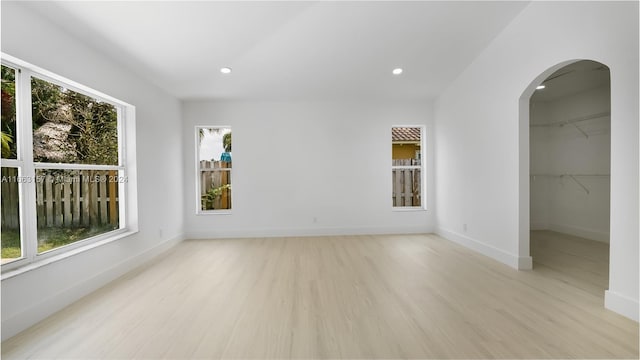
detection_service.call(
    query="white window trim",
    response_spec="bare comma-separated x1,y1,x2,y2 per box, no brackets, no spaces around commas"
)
0,53,138,274
391,125,427,211
195,126,232,215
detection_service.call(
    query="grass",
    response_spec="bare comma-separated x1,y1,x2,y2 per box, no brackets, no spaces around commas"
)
1,225,117,260
1,231,21,259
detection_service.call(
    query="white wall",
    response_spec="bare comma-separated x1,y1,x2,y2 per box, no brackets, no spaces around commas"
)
529,102,552,230
434,1,638,320
1,2,184,340
531,86,611,242
182,101,435,238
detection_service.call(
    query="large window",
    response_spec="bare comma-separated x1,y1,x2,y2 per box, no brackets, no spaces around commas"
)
1,55,133,270
391,126,424,209
196,127,232,213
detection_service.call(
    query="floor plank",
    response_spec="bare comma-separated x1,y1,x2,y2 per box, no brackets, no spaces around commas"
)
2,232,638,359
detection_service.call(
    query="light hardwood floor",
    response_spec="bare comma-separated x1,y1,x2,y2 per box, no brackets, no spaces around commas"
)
2,232,638,359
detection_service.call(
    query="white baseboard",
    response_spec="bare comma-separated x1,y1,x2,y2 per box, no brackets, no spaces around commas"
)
185,225,433,240
1,233,185,341
518,255,533,270
548,223,609,243
436,227,528,270
530,222,548,231
605,290,639,322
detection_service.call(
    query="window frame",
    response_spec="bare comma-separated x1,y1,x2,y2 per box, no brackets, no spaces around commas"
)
1,53,137,274
194,126,233,215
391,125,426,211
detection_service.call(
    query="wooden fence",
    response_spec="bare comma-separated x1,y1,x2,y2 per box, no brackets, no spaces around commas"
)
1,168,20,229
200,160,231,210
392,159,421,207
1,168,119,229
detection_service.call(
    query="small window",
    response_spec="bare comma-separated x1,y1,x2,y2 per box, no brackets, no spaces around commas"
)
392,126,424,209
196,127,232,213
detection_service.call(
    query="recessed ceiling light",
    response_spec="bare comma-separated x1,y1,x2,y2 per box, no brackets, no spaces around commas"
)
220,67,232,74
536,85,545,90
392,68,403,75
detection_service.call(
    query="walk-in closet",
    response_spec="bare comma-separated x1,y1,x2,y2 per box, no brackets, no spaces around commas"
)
529,60,611,294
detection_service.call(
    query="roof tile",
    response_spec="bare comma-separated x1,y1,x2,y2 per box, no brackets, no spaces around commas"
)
392,127,421,142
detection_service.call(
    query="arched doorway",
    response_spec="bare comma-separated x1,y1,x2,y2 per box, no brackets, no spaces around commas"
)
519,60,611,296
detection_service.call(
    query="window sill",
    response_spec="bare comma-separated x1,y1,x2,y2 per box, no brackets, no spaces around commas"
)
392,207,427,212
1,229,138,281
196,210,232,216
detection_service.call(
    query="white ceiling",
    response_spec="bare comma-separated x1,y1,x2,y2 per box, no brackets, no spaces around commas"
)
28,1,530,101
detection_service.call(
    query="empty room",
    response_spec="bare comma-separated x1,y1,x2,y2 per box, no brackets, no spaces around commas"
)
1,1,638,359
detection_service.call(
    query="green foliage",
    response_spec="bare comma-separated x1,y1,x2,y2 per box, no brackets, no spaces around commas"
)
198,128,208,142
37,225,117,251
1,70,120,260
30,77,118,165
1,65,17,158
31,77,62,128
64,90,118,165
1,132,12,158
223,132,232,152
0,230,20,259
1,225,118,260
201,184,231,210
199,128,232,153
0,74,119,164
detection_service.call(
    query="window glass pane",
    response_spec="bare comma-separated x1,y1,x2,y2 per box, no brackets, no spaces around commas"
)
32,77,118,165
1,167,21,263
199,128,232,167
35,169,120,253
198,127,232,211
391,127,421,163
200,170,232,211
392,168,421,207
392,127,422,207
1,65,17,159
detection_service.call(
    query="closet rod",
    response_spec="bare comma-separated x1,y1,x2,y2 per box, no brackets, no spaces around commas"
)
530,111,610,128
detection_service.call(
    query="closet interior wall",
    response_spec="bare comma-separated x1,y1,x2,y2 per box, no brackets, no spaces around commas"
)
530,85,611,243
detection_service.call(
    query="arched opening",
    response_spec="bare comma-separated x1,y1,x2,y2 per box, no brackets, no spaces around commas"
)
520,60,611,297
